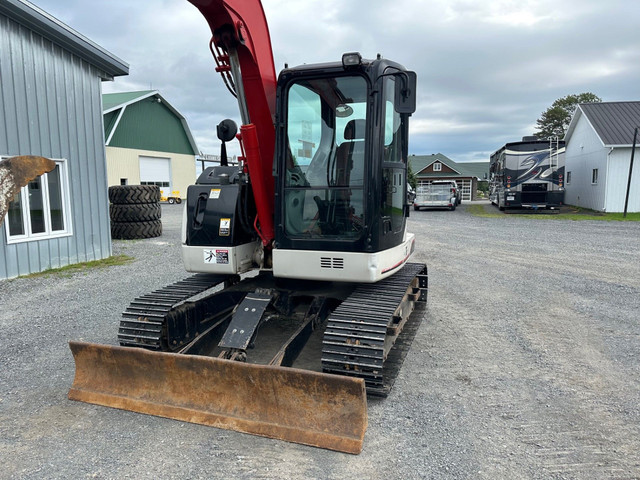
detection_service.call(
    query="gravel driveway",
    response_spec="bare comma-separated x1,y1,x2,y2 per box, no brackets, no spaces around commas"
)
1,202,639,479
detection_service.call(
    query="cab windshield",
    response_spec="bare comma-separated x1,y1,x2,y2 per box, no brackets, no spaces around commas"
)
283,75,367,239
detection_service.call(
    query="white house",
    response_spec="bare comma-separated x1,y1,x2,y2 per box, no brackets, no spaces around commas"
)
564,102,640,212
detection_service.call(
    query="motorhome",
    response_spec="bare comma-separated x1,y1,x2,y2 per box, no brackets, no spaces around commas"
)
489,137,565,211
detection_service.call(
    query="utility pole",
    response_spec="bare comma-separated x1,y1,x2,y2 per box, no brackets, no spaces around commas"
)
623,127,638,218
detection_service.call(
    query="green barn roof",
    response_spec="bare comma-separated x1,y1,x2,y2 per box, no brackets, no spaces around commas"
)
103,90,198,155
103,90,154,111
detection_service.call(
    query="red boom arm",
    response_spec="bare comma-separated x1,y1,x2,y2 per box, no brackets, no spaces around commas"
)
188,0,277,245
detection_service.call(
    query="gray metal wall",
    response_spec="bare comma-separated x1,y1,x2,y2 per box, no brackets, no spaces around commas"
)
0,14,112,279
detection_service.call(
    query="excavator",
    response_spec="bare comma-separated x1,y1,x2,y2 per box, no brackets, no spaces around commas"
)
68,0,427,454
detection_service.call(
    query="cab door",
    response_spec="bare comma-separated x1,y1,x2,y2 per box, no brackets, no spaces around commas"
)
378,75,409,250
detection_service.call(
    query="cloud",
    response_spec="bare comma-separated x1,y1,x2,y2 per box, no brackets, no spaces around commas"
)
30,0,640,162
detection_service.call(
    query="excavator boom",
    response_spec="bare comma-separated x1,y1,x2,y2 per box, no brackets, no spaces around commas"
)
189,0,277,243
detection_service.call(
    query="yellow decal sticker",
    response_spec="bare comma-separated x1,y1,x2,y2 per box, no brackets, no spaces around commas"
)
219,218,231,236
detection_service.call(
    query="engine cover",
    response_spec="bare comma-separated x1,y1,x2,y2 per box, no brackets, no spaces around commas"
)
185,183,254,248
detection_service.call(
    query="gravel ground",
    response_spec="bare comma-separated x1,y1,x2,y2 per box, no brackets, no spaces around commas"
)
1,202,639,479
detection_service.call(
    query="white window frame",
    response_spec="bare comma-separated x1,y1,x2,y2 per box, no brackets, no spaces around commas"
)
591,168,598,185
3,157,73,244
433,162,442,172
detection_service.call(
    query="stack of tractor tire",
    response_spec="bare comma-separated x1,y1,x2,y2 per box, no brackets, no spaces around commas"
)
108,185,162,240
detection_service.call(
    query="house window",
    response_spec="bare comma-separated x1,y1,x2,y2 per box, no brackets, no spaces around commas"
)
433,162,442,172
566,171,571,184
120,178,128,185
3,157,73,244
592,168,598,184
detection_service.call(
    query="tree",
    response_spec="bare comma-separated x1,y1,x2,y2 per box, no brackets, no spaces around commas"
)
534,92,602,139
407,160,417,189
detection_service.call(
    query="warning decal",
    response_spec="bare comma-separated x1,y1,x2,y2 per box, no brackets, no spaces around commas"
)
204,249,230,264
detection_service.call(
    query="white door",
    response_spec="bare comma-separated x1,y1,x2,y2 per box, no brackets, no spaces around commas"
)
460,179,472,201
139,156,171,198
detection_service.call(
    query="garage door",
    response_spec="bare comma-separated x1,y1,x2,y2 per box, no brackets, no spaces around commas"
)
460,179,472,201
140,156,171,198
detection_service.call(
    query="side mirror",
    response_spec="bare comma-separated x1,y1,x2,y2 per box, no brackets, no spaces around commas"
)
395,71,417,114
217,119,238,142
216,119,238,167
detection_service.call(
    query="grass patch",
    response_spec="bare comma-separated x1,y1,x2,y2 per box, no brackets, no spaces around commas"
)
25,254,135,278
578,212,640,221
466,204,503,218
468,204,640,221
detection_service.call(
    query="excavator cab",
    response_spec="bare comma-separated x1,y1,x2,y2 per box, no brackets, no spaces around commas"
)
181,53,417,283
273,54,417,282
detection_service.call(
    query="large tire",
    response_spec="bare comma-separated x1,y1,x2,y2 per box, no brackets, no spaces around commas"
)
110,203,161,222
109,185,160,204
111,219,162,240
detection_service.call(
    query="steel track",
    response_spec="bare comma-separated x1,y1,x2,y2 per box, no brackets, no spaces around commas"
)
118,273,230,349
321,262,428,396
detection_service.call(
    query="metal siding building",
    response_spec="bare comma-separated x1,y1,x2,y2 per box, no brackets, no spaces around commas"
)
564,102,640,212
106,93,195,154
103,90,198,200
0,0,128,280
104,146,197,199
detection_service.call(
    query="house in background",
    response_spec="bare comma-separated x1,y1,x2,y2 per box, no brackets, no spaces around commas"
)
103,90,198,200
0,0,128,280
564,101,640,212
409,154,489,201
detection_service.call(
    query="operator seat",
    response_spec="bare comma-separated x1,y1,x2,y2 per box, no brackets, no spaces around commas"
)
313,119,366,235
335,119,365,186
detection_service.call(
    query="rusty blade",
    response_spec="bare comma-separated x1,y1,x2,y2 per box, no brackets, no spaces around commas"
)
0,155,56,224
68,341,368,454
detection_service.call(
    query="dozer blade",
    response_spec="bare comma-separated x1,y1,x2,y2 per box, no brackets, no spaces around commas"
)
68,341,368,454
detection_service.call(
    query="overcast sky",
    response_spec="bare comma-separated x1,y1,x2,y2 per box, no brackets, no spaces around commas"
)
31,0,640,162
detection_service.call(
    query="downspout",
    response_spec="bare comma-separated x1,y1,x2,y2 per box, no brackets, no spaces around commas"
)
604,147,613,212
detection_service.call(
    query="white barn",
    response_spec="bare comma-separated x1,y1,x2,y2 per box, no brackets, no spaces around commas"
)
564,102,640,212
